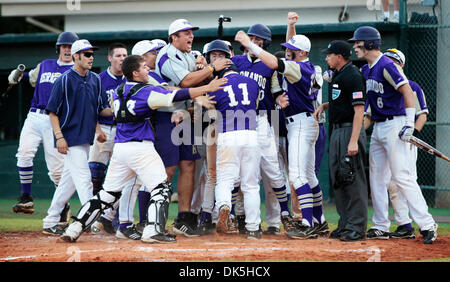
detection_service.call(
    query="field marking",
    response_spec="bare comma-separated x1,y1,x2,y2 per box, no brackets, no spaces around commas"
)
0,247,120,262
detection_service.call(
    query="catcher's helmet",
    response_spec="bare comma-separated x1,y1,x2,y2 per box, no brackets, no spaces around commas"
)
247,24,271,49
56,32,79,53
348,26,381,50
206,40,231,63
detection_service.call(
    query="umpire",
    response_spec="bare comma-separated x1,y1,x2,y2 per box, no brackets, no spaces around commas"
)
314,40,368,241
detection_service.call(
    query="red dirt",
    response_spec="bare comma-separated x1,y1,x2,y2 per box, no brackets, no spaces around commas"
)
1,231,449,262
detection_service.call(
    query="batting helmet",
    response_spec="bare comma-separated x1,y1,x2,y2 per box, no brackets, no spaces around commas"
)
348,26,381,50
247,24,272,49
205,40,231,63
384,48,406,65
56,32,79,53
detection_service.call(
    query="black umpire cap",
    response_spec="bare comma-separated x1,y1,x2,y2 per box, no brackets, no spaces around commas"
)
322,40,352,58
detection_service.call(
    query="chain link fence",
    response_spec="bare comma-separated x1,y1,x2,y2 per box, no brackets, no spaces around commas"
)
402,0,450,208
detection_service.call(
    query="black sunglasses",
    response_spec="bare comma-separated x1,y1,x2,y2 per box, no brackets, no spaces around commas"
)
81,52,94,58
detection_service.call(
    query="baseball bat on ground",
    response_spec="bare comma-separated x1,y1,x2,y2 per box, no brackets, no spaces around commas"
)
409,135,450,162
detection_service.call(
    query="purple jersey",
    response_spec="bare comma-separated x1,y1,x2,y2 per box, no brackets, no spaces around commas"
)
209,72,259,133
232,55,280,113
409,80,428,115
279,59,316,117
112,82,176,143
27,59,73,109
360,55,409,121
98,68,126,125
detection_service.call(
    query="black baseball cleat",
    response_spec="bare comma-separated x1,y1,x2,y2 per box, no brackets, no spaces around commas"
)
236,215,246,234
286,224,318,239
142,233,177,244
43,224,66,236
198,218,216,235
262,226,281,235
91,216,116,235
13,193,34,214
366,228,390,240
312,221,330,236
246,228,262,240
173,218,201,237
340,230,365,242
420,224,438,244
390,224,416,239
116,224,142,240
281,214,297,233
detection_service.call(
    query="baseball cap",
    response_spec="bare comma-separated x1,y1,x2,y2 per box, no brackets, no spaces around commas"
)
384,48,405,64
168,19,199,36
151,39,167,49
322,40,352,58
131,40,161,56
71,39,98,55
281,35,311,52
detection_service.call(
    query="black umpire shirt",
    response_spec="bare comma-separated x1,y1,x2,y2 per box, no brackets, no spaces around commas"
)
328,61,366,125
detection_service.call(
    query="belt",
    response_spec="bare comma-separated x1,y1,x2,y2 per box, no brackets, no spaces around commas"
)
332,122,353,130
375,115,394,123
285,112,311,124
130,139,142,142
30,108,48,115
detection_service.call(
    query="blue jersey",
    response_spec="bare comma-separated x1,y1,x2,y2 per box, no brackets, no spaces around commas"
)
232,54,281,116
360,55,408,121
98,68,126,125
22,59,73,110
279,59,316,117
46,68,109,147
112,82,178,143
209,72,259,133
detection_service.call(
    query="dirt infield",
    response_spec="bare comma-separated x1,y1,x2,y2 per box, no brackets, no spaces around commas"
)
0,231,449,262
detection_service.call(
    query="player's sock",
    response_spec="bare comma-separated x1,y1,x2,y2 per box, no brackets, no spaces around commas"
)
119,222,132,230
18,166,33,196
311,184,325,224
273,185,290,216
200,211,212,223
295,184,313,227
383,11,390,20
393,10,399,18
138,191,151,223
231,186,239,217
403,223,413,230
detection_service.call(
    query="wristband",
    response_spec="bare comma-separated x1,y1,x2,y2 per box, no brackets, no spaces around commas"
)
54,130,62,135
405,108,415,127
208,64,215,73
248,42,263,56
56,136,64,140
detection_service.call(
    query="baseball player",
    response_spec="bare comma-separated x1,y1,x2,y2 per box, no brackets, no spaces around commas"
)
235,29,327,239
42,39,112,236
365,48,429,240
155,19,232,237
10,32,78,223
285,12,327,229
349,26,437,244
129,39,170,233
89,42,139,237
59,55,226,243
232,24,296,235
207,62,262,239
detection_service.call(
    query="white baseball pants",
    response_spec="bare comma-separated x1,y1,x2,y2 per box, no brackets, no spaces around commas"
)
43,144,93,228
369,116,435,232
16,111,64,185
215,130,261,231
286,112,319,189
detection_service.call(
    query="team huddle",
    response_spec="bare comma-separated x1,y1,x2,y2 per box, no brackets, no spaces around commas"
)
8,12,437,245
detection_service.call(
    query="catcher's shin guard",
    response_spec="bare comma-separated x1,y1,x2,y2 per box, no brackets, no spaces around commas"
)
72,190,121,231
147,181,172,234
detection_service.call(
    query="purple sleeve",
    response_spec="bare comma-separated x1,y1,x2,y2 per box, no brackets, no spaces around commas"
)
172,88,191,101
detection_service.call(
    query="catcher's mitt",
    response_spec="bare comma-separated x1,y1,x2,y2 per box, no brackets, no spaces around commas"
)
335,155,356,189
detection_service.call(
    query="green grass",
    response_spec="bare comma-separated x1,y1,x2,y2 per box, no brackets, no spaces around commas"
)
0,198,449,234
